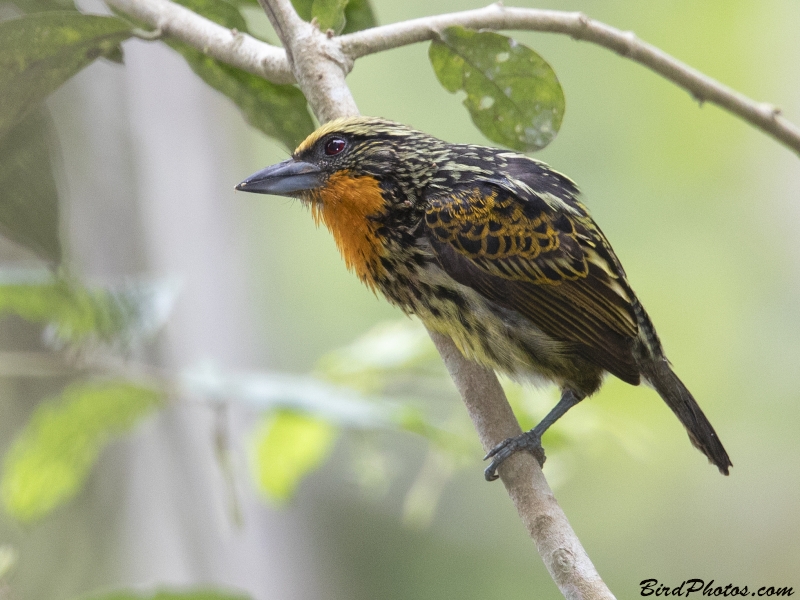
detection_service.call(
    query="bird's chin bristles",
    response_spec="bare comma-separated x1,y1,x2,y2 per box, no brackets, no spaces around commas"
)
291,191,325,227
308,197,323,228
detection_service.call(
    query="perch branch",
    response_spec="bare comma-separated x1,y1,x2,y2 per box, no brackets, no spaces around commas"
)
429,332,615,599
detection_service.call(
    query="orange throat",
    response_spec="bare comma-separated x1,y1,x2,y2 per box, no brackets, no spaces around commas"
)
308,171,387,289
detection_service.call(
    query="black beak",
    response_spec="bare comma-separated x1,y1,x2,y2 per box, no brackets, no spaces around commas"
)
235,158,324,196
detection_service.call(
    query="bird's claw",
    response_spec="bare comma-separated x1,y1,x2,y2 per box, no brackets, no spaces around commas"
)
483,430,546,481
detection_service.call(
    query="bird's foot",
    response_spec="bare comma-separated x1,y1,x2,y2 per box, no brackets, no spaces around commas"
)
483,430,546,481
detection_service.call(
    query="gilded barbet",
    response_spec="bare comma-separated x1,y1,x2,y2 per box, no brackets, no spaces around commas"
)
236,117,732,480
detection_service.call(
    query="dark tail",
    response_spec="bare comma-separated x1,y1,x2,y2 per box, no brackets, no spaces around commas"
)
640,357,732,475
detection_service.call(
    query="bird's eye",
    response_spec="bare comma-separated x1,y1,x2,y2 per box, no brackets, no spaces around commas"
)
324,137,346,156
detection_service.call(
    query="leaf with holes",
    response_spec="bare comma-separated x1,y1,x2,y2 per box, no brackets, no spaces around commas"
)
0,13,133,140
429,26,565,152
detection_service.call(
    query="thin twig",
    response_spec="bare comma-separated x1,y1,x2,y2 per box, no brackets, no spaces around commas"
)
338,4,800,156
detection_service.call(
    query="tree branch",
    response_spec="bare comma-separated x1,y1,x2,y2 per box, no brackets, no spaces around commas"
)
428,332,615,600
106,0,295,84
338,3,800,156
255,0,358,122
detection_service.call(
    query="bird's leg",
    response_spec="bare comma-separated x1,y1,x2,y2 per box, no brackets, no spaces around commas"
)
483,389,585,481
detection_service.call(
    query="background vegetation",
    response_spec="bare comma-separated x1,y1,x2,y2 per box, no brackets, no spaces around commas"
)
0,0,798,598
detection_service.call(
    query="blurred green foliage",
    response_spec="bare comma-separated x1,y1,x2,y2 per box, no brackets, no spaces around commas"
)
0,271,174,347
5,0,76,11
169,0,316,150
0,13,132,140
170,42,315,150
0,109,61,263
83,591,252,600
0,544,16,581
249,410,338,502
0,12,132,264
1,381,162,522
0,271,175,522
177,318,611,518
316,319,444,392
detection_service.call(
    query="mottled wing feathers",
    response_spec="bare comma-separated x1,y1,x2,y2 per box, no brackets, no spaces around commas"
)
424,179,641,385
425,187,588,283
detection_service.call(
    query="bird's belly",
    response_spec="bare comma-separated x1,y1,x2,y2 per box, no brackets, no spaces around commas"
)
379,261,573,386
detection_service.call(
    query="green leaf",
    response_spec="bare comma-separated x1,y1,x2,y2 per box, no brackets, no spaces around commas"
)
0,271,177,346
5,0,78,13
170,42,314,150
81,589,252,600
1,380,162,522
0,12,133,140
311,0,346,34
172,0,248,32
249,410,337,503
289,0,312,21
0,108,61,263
429,26,565,152
340,0,376,34
292,0,371,35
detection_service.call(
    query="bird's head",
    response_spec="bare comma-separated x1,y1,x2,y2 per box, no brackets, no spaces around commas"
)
235,116,444,205
236,117,446,286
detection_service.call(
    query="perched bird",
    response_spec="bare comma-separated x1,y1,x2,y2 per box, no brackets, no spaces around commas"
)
237,116,732,480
